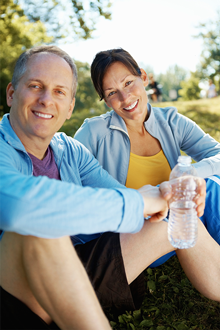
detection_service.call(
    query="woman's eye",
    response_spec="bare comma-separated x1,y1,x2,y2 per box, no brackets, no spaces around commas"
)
108,91,115,97
125,81,132,86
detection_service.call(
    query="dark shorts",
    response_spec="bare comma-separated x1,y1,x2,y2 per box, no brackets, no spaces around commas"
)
0,286,60,330
0,233,145,328
75,232,145,312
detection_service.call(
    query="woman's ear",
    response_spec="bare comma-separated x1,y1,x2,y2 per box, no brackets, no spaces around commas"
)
140,69,149,87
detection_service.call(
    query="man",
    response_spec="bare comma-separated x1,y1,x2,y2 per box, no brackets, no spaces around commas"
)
0,46,220,329
148,73,162,102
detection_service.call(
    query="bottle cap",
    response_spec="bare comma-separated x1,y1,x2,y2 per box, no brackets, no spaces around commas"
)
177,155,191,165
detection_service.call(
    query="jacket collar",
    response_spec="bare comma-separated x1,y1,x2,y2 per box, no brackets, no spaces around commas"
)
0,113,64,160
0,114,27,153
109,103,155,133
109,110,128,133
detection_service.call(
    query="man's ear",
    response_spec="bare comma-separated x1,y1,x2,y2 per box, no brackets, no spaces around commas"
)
67,97,75,119
140,69,149,87
6,83,15,107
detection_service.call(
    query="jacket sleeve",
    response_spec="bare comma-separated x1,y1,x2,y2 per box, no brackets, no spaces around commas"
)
74,118,100,157
169,110,220,178
0,140,144,238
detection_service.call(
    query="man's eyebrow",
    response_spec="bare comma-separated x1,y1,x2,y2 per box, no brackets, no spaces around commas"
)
27,79,70,90
104,74,133,92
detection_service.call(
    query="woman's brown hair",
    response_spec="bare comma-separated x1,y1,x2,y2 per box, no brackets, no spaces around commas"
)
91,48,141,100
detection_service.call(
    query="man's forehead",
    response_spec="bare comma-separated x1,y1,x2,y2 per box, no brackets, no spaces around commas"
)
23,53,74,86
27,52,71,71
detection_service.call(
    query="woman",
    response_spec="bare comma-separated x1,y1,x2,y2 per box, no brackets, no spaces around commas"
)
74,48,220,262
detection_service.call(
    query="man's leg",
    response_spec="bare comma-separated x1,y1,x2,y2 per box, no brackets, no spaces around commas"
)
120,218,220,302
0,233,111,330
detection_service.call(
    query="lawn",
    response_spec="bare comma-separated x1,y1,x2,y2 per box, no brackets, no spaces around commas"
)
61,97,220,330
61,96,220,143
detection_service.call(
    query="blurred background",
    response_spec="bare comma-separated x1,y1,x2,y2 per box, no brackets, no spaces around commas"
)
1,2,220,328
1,0,220,115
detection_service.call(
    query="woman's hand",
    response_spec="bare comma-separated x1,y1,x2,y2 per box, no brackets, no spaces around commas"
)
138,176,206,222
160,176,206,218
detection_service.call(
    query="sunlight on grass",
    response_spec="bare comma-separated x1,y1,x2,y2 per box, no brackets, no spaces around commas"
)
61,96,220,143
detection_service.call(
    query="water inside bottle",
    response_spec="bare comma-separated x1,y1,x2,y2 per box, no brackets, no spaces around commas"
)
168,200,198,249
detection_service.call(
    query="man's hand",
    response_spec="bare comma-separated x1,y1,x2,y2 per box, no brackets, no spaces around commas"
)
160,176,206,218
138,185,168,222
138,177,206,223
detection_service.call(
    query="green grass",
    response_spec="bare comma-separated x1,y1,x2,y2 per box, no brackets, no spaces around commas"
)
1,98,219,328
108,257,220,330
61,97,220,329
61,96,220,143
156,97,220,143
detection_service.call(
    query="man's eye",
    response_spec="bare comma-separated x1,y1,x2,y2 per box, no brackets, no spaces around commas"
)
30,85,40,89
56,90,65,95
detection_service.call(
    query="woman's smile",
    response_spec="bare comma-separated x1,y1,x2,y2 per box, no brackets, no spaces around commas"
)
123,100,139,111
103,61,149,123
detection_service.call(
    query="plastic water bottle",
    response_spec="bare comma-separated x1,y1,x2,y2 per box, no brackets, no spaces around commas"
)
168,156,198,249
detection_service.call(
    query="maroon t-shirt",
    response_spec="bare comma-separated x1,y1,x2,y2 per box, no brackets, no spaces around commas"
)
28,146,61,180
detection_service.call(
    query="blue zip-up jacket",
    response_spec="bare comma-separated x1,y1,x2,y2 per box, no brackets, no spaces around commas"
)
0,114,145,241
74,104,220,182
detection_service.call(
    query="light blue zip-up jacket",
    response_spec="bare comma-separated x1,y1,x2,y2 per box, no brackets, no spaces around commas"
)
74,104,220,182
0,114,145,242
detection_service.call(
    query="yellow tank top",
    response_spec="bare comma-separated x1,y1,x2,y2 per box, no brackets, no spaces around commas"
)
125,150,171,189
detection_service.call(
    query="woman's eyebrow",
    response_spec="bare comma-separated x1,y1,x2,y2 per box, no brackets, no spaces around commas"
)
104,74,132,92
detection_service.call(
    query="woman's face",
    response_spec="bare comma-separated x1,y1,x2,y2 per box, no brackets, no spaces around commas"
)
103,61,149,124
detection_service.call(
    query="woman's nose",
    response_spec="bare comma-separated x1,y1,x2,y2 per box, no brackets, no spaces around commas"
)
119,90,129,102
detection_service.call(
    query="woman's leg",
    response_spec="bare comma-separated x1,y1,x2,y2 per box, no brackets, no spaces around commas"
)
120,218,220,302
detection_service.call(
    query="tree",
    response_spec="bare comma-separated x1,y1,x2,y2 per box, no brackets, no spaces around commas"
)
157,65,188,101
195,11,220,93
178,72,201,101
74,60,106,112
19,0,112,42
0,0,53,115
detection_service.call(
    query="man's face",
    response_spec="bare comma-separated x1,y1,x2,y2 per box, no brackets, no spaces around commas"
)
7,53,75,144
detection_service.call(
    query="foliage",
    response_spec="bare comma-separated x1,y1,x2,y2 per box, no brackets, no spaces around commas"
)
61,96,220,143
178,72,201,101
59,106,106,137
194,11,220,93
108,257,220,330
74,60,106,112
156,65,188,101
19,0,112,41
0,0,52,115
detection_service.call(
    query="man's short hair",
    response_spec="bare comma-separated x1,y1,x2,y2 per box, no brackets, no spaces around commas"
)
12,45,78,98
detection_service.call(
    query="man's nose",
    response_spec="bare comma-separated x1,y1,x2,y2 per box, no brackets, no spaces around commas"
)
39,90,54,106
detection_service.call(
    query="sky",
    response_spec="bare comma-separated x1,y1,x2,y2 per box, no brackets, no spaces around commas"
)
61,0,219,76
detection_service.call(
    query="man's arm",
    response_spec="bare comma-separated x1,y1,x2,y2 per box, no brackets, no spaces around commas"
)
0,139,144,238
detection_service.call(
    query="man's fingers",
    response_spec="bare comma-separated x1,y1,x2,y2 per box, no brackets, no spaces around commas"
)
149,210,168,222
159,181,172,201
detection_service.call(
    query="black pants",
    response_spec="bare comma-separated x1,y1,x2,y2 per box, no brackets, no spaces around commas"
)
0,287,59,330
75,232,145,312
1,233,145,328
